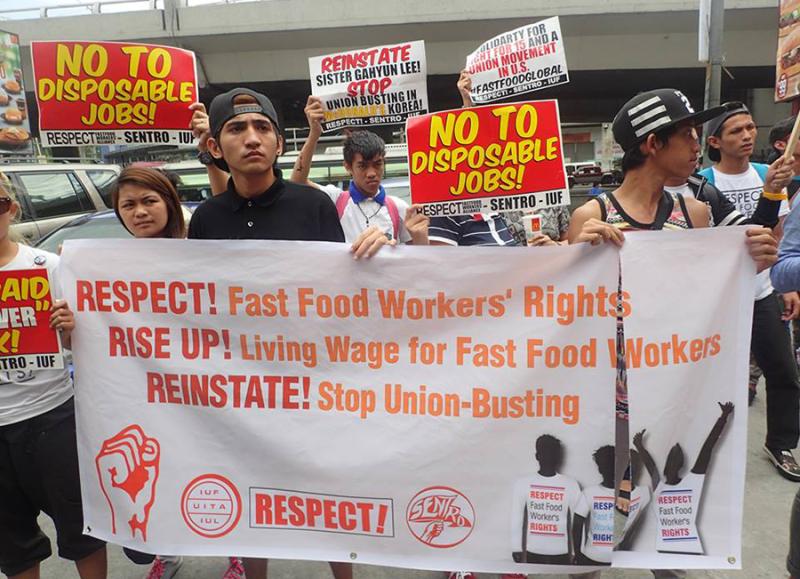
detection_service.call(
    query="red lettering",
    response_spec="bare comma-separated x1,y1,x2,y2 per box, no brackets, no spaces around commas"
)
358,501,374,532
254,493,271,525
283,376,299,410
76,280,97,311
338,501,356,531
288,495,305,526
146,372,165,403
306,498,323,523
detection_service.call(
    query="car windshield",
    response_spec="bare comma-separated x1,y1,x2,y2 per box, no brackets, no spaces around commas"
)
36,215,131,254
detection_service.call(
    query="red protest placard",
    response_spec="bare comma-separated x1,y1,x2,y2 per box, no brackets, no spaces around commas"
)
407,100,568,217
0,268,63,370
31,41,197,147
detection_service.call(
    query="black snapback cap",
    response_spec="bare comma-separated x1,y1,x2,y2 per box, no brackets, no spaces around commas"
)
208,88,281,171
613,89,726,153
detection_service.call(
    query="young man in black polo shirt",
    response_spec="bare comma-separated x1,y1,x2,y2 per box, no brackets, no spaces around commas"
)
189,88,393,259
188,87,366,579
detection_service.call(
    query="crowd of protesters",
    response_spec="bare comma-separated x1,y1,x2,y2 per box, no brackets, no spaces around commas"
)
1,70,800,579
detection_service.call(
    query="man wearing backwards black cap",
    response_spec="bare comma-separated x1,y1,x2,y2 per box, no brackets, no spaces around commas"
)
567,88,778,577
698,103,800,483
189,88,396,258
768,115,800,200
187,88,355,579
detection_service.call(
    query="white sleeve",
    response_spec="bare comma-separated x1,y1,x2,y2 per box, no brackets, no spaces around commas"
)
320,184,342,204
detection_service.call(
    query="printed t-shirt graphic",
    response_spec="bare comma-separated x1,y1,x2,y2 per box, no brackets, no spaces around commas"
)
0,245,71,426
652,472,705,554
574,485,615,562
620,484,652,539
511,473,582,555
710,166,789,300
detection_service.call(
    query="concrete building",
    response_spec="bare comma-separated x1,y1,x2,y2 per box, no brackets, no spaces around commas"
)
2,0,793,161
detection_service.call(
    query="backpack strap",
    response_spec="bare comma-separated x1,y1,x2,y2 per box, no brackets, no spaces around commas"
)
752,163,770,185
335,191,350,219
384,195,401,239
673,191,694,228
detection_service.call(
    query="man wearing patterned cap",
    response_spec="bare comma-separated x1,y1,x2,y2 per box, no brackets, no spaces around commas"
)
565,88,781,579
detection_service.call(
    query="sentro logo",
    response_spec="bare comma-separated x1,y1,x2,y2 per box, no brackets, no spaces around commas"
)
406,486,475,548
181,474,242,538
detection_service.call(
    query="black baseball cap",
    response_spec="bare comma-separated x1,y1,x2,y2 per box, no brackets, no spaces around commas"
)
612,89,727,153
705,101,750,162
208,88,281,171
769,115,797,146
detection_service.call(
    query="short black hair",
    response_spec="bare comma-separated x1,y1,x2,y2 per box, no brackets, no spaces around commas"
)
593,445,615,466
769,116,797,148
343,131,385,165
622,122,686,174
707,143,721,163
535,434,562,456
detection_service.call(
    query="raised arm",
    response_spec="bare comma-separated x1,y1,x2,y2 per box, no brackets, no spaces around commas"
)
692,402,734,474
289,96,325,188
189,102,229,196
632,430,660,491
457,69,473,108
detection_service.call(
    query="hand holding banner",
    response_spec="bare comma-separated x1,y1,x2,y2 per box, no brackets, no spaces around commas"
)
32,41,198,147
0,268,63,370
407,101,569,217
309,41,428,132
466,18,569,104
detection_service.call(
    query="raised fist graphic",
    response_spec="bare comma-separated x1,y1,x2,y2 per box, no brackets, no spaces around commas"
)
95,425,160,541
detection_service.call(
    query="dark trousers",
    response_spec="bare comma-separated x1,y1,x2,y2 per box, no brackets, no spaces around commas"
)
751,293,800,450
791,488,800,578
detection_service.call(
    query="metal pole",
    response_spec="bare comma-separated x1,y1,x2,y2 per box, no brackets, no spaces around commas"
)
702,0,724,163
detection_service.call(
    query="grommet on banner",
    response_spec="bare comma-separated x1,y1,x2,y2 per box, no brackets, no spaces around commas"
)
350,552,358,560
727,556,736,565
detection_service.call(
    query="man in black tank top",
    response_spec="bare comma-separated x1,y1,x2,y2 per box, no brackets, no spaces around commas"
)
568,89,780,268
566,89,781,579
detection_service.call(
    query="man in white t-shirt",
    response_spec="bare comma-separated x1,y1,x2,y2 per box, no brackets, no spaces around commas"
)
633,403,734,555
572,445,615,567
510,434,582,565
291,97,429,247
698,103,800,483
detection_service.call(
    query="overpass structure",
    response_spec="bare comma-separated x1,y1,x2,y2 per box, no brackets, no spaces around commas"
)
1,0,791,159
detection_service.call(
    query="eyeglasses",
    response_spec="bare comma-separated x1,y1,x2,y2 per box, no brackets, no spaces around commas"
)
0,197,12,215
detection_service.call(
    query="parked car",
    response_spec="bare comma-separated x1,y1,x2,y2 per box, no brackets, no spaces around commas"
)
35,203,199,254
565,161,599,176
567,165,621,188
1,163,120,242
162,144,411,201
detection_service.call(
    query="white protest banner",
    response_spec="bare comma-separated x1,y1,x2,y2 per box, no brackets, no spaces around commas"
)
61,239,617,574
466,17,569,104
614,228,754,570
309,41,428,132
